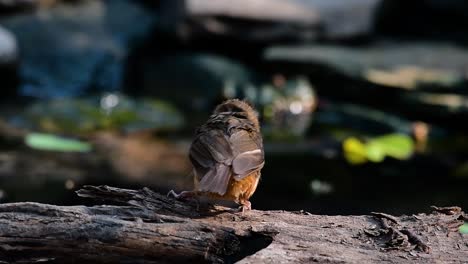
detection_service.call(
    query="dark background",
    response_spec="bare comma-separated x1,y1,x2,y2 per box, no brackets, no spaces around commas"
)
1,0,468,216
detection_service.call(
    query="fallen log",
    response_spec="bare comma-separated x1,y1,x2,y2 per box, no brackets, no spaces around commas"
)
0,185,466,263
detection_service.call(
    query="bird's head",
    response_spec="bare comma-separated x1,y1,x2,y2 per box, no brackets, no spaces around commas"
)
214,99,260,130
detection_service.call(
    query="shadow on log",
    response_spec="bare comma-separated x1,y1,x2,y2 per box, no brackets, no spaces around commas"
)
0,185,467,263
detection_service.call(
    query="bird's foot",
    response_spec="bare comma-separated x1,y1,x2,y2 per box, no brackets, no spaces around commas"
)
238,200,252,213
167,190,200,210
167,190,180,199
167,190,195,200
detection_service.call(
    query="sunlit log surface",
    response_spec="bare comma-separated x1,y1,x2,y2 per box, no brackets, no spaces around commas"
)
0,185,466,263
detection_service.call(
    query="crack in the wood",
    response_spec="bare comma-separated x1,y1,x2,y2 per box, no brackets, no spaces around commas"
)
222,231,274,264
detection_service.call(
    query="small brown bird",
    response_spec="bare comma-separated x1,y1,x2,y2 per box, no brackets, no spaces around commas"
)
168,99,264,211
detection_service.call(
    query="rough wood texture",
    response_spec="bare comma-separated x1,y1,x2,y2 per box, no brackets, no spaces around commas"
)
0,185,467,263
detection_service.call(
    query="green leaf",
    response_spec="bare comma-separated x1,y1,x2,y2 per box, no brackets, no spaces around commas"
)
343,137,367,165
367,134,414,160
343,134,414,165
25,133,92,152
460,223,468,234
365,142,386,162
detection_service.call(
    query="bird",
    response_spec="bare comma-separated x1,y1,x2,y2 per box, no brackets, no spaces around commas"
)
168,99,265,212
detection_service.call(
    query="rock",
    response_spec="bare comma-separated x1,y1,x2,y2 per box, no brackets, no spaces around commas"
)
157,0,382,42
265,42,468,89
0,25,18,97
0,26,17,63
0,0,155,98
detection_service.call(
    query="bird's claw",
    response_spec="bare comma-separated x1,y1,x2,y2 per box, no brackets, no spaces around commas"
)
167,190,180,199
238,201,252,213
167,190,200,210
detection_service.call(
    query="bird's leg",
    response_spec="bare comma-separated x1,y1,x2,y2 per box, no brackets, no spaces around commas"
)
167,190,200,210
167,190,196,200
238,200,252,213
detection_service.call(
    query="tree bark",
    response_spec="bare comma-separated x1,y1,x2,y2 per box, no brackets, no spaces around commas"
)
0,185,466,263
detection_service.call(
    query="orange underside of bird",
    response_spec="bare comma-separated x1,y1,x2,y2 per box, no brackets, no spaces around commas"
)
194,170,260,210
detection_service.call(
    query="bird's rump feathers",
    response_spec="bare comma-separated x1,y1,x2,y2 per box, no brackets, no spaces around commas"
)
189,114,264,195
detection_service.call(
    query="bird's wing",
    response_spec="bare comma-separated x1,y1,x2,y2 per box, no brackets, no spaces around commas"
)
230,130,264,180
189,129,233,195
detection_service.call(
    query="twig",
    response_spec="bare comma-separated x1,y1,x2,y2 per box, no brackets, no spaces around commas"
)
430,206,462,215
401,229,431,253
371,212,400,225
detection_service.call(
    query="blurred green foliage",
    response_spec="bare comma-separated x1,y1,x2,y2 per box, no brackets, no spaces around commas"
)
459,223,468,234
13,94,184,134
25,133,92,152
343,134,414,165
